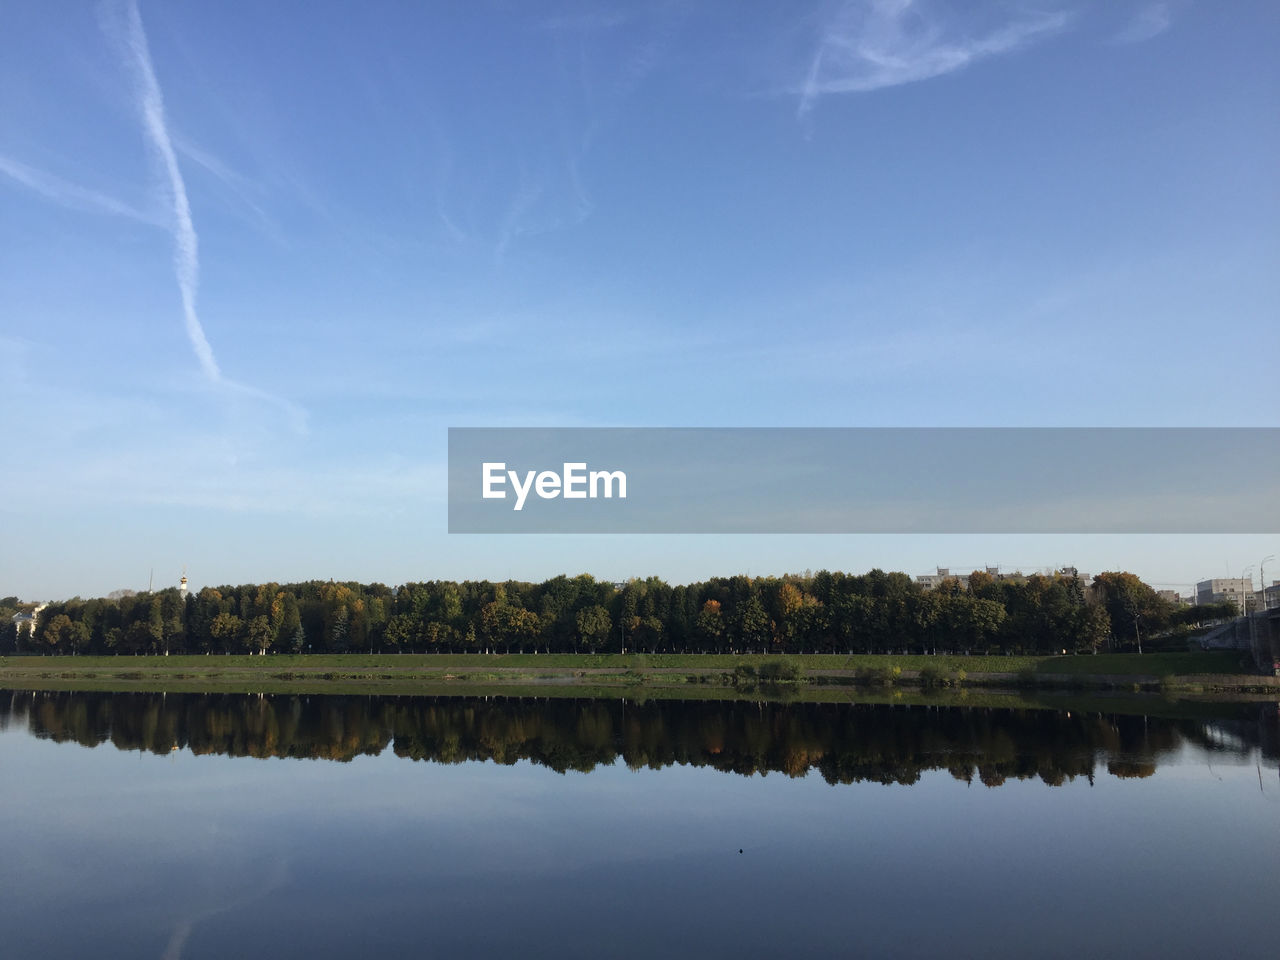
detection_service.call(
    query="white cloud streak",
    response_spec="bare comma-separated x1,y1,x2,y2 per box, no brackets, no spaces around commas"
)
798,0,1069,118
82,0,307,433
1111,3,1172,45
174,135,281,240
494,177,543,264
0,153,160,224
117,0,220,382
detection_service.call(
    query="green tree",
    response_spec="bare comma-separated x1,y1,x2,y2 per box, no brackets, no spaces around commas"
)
383,614,417,652
247,615,274,655
1074,603,1111,654
736,595,771,653
696,599,725,652
1095,572,1165,653
209,612,243,653
42,614,74,653
331,606,350,653
575,605,612,653
279,594,302,646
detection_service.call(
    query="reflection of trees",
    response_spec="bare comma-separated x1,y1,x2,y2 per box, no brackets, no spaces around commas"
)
1107,760,1157,779
4,691,1276,787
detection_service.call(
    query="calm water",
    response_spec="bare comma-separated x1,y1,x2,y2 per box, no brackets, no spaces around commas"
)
1,691,1277,959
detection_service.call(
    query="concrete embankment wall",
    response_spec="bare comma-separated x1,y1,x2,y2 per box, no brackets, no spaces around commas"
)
1202,613,1279,675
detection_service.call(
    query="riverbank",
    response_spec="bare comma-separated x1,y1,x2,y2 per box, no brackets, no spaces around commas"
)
3,650,1274,701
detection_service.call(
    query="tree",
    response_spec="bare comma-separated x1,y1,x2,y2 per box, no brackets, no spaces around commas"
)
575,605,612,653
42,614,74,653
383,614,417,652
967,570,997,598
696,599,725,652
773,582,806,652
1074,603,1111,654
279,594,302,647
630,615,664,653
736,595,771,653
330,606,350,653
67,620,90,655
209,612,243,653
141,595,164,653
910,592,941,654
946,597,1006,652
1095,572,1165,653
247,615,274,655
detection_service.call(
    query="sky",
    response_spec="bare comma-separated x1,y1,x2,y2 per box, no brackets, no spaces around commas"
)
1,0,1277,601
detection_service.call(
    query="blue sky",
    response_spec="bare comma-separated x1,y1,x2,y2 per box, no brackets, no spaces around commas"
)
2,0,1276,600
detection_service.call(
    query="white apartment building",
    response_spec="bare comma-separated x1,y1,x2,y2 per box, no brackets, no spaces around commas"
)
1196,578,1253,611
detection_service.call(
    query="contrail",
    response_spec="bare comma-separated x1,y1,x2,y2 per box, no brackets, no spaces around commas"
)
0,153,161,224
118,0,221,382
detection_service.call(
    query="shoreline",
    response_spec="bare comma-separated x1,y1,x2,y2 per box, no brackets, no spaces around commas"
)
3,651,1276,701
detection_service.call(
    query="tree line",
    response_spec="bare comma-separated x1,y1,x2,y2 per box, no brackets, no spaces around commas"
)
0,570,1235,658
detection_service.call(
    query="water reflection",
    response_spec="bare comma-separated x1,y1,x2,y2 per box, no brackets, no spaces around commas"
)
5,690,1276,786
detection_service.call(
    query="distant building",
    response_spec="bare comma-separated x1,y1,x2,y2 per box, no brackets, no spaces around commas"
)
915,568,956,590
915,566,1080,591
10,603,48,641
1156,590,1185,605
1057,568,1096,589
1197,578,1253,612
1263,582,1280,612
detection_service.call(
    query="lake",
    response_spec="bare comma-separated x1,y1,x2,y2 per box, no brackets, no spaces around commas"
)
1,690,1277,958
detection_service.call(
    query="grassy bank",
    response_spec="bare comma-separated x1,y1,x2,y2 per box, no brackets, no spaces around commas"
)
1,648,1266,697
0,649,1253,671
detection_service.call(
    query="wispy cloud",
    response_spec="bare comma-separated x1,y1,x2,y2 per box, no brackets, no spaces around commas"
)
798,0,1070,118
94,0,306,432
539,10,631,34
173,135,284,241
494,175,544,264
1111,3,1172,45
114,0,220,382
0,153,159,224
488,4,681,263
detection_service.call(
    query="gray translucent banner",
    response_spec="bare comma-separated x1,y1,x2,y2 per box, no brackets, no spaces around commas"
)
448,428,1280,533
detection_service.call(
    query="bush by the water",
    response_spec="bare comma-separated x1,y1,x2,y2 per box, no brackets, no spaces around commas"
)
757,659,802,682
855,665,899,686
